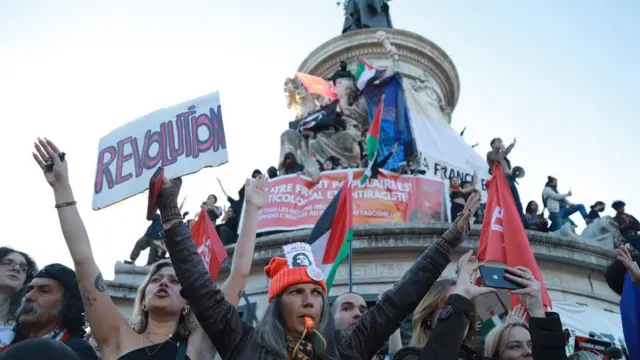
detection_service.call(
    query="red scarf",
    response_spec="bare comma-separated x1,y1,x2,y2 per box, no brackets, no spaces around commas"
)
0,330,71,352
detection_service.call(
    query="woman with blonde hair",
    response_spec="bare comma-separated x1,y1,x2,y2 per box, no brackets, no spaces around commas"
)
32,138,269,360
394,251,493,360
483,267,567,360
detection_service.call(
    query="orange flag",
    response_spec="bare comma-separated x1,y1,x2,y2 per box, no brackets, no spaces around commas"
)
190,206,227,278
478,163,552,311
296,72,338,100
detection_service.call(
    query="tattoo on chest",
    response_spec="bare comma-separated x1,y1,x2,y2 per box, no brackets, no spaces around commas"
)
94,273,107,292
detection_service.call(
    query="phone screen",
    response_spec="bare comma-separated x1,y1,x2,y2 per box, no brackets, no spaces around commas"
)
479,265,524,290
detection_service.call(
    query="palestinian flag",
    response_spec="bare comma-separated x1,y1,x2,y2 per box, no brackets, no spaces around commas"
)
355,57,384,90
360,97,383,184
308,174,354,291
478,311,503,337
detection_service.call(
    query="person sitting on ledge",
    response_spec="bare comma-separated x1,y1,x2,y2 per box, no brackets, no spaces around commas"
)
586,201,606,225
612,200,640,250
542,176,588,231
525,201,549,232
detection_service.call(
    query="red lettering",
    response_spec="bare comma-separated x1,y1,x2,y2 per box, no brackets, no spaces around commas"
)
94,146,117,194
160,122,177,167
115,137,136,185
167,119,185,159
141,129,162,170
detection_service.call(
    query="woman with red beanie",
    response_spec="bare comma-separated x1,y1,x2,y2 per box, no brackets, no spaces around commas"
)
157,175,480,360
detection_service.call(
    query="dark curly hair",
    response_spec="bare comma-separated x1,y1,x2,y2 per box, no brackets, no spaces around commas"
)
0,247,38,325
11,289,87,344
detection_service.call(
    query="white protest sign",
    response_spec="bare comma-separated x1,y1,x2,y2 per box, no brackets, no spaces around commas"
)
92,92,228,210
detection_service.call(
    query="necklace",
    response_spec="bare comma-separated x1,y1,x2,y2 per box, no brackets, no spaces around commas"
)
142,332,174,356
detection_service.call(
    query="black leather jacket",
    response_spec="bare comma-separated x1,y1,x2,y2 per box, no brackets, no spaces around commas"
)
164,218,468,360
394,294,567,360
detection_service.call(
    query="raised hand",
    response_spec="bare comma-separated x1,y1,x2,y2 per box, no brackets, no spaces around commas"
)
450,250,494,300
505,304,527,324
617,245,640,285
504,266,545,318
244,175,270,209
457,192,480,231
157,176,183,224
32,138,69,189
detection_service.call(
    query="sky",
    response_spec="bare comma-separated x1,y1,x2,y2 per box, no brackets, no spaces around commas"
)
0,0,638,279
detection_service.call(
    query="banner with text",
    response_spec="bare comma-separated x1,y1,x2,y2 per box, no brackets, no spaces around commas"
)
256,169,446,233
92,92,228,210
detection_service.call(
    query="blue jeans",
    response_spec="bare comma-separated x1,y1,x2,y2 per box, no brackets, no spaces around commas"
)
549,204,588,231
507,177,526,225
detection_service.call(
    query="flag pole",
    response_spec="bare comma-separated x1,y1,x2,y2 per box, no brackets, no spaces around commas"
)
347,169,354,292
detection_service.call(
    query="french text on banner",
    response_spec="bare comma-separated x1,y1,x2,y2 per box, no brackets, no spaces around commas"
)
255,169,446,233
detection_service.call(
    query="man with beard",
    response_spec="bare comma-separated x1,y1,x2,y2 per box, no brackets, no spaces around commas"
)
332,292,403,360
10,264,97,360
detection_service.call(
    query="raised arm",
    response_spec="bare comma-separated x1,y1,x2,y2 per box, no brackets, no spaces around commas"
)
220,175,269,306
505,138,516,156
216,177,230,198
158,177,253,359
32,139,129,354
340,193,481,360
461,170,479,194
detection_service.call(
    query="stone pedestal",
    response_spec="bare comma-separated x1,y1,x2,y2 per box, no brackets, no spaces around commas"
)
107,224,620,320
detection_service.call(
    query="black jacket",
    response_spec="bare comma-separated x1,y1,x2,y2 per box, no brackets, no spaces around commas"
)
394,294,567,360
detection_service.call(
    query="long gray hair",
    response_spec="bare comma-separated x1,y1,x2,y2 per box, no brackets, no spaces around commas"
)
253,294,339,360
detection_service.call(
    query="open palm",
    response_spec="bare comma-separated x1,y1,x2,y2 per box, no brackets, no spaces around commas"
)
245,175,270,209
618,245,640,284
32,138,69,189
452,250,494,300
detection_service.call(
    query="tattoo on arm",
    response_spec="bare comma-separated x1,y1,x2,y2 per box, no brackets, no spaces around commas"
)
94,273,107,292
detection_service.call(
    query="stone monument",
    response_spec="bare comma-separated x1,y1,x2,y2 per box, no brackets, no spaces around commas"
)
106,3,623,343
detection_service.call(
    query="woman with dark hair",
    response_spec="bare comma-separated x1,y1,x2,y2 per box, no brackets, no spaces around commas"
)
524,201,549,232
279,152,306,175
31,138,269,360
440,165,478,221
586,201,605,225
157,175,481,360
0,247,37,349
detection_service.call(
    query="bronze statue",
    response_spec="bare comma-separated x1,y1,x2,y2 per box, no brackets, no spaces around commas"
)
342,0,393,34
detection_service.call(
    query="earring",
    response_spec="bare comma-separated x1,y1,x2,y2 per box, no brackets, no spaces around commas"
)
182,307,190,315
141,304,147,312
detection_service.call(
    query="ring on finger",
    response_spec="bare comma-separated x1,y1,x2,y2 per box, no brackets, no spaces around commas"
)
44,158,54,173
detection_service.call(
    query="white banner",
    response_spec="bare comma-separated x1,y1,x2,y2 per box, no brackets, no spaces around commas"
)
92,92,228,210
403,83,490,201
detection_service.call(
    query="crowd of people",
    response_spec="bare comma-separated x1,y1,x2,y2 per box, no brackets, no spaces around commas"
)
0,137,636,360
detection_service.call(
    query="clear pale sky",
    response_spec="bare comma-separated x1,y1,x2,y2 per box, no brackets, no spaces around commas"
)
1,1,638,279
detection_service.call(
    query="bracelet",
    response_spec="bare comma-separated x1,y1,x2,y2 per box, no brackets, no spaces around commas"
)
55,201,77,209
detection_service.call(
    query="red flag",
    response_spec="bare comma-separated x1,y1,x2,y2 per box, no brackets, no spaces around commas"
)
295,72,338,100
477,163,552,311
190,206,228,278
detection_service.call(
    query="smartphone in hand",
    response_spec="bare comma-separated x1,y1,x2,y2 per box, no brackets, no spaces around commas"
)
479,265,524,290
146,167,165,220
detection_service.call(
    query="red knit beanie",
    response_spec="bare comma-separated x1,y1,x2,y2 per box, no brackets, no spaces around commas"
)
264,252,327,302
